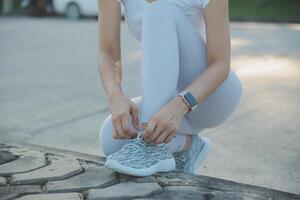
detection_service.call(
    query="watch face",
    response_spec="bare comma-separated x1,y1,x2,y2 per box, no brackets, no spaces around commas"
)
184,93,197,107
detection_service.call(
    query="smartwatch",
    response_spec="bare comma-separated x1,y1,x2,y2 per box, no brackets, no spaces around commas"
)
177,91,198,112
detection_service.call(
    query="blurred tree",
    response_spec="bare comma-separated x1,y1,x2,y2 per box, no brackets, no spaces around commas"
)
230,0,300,21
0,0,21,14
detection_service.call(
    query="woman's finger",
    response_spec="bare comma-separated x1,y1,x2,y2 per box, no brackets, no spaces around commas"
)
151,120,169,143
115,118,126,139
153,129,169,144
121,114,138,138
164,133,176,143
154,124,175,144
163,125,177,143
163,130,176,143
112,127,119,139
111,118,120,139
130,105,139,131
143,118,157,141
148,123,164,143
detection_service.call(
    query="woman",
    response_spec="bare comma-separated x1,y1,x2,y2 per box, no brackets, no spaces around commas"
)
98,0,242,176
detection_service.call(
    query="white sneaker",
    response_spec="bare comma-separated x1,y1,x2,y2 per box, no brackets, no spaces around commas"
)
105,131,176,176
173,134,212,174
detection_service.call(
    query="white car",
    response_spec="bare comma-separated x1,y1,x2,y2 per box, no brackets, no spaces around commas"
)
53,0,124,19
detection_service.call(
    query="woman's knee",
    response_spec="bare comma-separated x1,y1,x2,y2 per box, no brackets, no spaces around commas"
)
99,114,115,156
143,1,180,23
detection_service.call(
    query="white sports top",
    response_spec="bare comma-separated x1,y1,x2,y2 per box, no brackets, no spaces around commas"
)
118,0,211,42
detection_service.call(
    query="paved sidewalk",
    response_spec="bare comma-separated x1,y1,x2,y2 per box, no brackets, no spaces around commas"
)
1,142,299,200
0,17,300,194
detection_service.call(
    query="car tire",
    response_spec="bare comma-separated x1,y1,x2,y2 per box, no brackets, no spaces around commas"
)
65,3,81,20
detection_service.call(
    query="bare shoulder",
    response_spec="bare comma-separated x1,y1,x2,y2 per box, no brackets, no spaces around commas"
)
203,0,229,17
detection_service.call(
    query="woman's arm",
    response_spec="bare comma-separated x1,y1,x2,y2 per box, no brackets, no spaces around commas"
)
185,0,230,103
98,0,139,139
98,0,122,99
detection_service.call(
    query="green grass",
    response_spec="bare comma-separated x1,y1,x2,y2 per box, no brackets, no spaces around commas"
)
229,0,300,21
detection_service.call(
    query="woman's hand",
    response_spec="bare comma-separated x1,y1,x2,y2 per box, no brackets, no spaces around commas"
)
143,97,190,144
109,93,139,139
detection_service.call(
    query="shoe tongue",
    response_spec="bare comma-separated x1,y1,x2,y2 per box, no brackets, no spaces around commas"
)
134,136,147,148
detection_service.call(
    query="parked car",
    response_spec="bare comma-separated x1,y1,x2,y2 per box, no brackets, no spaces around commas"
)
21,0,54,16
52,0,124,20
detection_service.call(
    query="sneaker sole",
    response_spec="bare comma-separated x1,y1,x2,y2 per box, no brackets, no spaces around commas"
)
191,137,212,174
105,157,176,177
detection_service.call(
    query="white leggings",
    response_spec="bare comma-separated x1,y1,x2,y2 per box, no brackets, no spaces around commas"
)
99,1,242,156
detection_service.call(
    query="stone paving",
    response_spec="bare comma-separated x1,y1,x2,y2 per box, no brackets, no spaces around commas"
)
0,142,299,200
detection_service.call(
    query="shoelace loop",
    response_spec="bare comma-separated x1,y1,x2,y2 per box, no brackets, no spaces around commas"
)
120,131,146,152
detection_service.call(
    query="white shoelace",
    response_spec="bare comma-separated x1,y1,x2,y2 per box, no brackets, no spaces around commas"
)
120,131,146,152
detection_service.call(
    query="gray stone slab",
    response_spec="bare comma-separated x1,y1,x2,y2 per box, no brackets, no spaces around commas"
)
155,172,200,187
119,174,156,183
6,147,34,155
0,185,41,200
0,150,18,164
0,144,13,149
15,193,82,200
135,186,267,200
0,176,7,185
11,155,82,185
0,150,46,175
134,186,207,200
88,181,163,200
46,164,118,192
154,172,300,200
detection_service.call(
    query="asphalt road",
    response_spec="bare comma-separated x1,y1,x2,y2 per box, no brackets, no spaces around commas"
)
0,17,299,194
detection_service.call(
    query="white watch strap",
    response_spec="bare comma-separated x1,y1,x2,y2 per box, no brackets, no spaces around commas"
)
177,91,198,112
177,91,191,112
